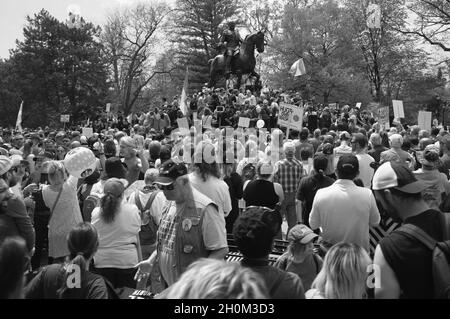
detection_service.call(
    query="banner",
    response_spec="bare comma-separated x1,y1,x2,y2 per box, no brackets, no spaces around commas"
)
367,3,381,29
392,100,405,119
418,111,432,131
16,101,23,132
289,58,306,77
238,117,250,128
278,103,304,131
377,106,390,130
179,66,189,116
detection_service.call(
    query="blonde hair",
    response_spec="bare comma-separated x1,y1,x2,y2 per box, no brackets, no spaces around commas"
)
310,242,371,299
46,161,67,184
158,259,268,299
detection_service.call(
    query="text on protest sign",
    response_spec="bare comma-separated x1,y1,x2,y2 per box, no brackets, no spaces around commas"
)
418,111,432,131
82,128,93,138
278,103,304,131
392,100,405,119
377,106,390,130
238,117,250,128
60,115,70,123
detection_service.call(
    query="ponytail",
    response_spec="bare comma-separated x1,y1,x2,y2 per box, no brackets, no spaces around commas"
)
100,193,121,223
57,254,88,299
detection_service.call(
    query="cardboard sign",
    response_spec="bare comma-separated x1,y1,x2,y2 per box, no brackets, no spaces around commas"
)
82,127,93,138
238,117,250,128
377,107,390,130
177,118,190,135
278,103,304,131
106,103,111,113
60,115,70,123
328,103,338,110
356,102,362,109
418,111,432,131
392,100,405,119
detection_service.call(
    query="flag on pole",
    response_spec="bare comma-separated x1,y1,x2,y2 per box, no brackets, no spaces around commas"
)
367,3,381,29
16,101,23,133
289,58,306,77
179,66,189,116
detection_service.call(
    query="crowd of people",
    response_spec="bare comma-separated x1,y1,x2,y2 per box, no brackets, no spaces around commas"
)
0,85,449,300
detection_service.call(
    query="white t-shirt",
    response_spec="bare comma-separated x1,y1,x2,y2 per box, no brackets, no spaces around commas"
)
356,153,375,188
127,190,167,225
309,179,380,252
188,172,232,217
92,203,141,269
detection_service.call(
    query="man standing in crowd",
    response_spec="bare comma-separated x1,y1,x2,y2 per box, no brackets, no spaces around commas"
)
274,142,304,237
380,134,415,169
368,133,388,164
351,133,375,188
309,154,380,253
372,162,448,299
333,131,352,169
135,160,228,293
294,128,314,162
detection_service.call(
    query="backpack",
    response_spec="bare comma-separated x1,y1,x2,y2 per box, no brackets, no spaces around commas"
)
396,214,450,299
82,195,100,223
133,190,159,246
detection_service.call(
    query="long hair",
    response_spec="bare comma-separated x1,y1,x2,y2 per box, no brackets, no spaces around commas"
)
0,237,28,299
158,258,268,299
193,141,221,181
100,192,121,223
310,242,371,299
57,223,99,299
46,161,67,185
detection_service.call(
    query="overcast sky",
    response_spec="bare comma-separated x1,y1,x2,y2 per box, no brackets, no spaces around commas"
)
0,0,168,59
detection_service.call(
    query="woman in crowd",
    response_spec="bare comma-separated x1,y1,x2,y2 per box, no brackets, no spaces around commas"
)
305,242,372,299
158,258,268,299
91,178,141,289
0,237,29,299
221,151,243,234
202,107,213,130
243,160,284,209
24,223,109,299
42,161,83,263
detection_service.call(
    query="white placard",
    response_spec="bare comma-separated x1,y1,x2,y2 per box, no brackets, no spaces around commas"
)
356,102,362,109
177,118,190,135
278,103,304,131
82,128,93,138
60,115,70,123
377,107,390,130
392,100,405,119
238,117,250,128
418,111,432,131
106,103,111,113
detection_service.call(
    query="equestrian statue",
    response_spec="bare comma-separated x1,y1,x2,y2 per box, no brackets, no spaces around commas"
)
208,22,266,90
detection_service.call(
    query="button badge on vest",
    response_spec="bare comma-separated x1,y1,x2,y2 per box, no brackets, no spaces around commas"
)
182,218,192,232
183,245,193,254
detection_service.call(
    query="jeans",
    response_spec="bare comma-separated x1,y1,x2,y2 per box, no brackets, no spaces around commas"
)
279,192,298,239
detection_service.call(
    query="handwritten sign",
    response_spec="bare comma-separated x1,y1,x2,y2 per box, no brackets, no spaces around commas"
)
392,100,405,119
278,103,304,131
418,111,432,131
238,117,250,128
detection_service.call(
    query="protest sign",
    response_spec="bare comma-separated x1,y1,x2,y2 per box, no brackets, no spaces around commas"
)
392,100,405,119
278,103,304,131
377,107,390,130
356,102,362,109
177,118,190,135
82,127,93,138
60,115,70,123
106,103,111,113
418,111,432,131
238,117,250,128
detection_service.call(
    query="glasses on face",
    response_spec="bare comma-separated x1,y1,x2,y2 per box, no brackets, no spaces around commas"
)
156,183,175,191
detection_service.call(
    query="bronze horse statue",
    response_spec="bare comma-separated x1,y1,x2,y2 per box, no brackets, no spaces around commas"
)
208,31,265,89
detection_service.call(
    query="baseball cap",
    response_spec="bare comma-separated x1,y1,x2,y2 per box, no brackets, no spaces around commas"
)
336,154,359,175
10,154,23,167
287,224,318,244
154,159,187,186
104,178,125,198
372,161,427,194
0,155,13,175
421,144,440,167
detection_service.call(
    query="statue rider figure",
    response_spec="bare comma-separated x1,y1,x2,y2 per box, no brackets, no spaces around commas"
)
219,21,243,77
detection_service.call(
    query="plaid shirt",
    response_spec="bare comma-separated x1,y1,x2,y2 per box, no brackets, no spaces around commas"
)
274,158,304,194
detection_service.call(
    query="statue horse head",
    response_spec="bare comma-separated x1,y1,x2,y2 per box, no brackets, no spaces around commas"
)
243,31,266,54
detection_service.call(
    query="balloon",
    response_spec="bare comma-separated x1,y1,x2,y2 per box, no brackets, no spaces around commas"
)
257,120,265,129
64,147,97,179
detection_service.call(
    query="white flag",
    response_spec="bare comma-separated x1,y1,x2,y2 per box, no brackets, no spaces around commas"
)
16,101,23,133
367,4,381,29
289,59,306,77
179,66,189,116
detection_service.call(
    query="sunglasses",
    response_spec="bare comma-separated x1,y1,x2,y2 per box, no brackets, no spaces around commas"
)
156,183,175,191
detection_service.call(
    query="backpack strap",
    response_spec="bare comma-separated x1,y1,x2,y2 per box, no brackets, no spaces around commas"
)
396,224,437,251
143,191,159,212
134,191,144,212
